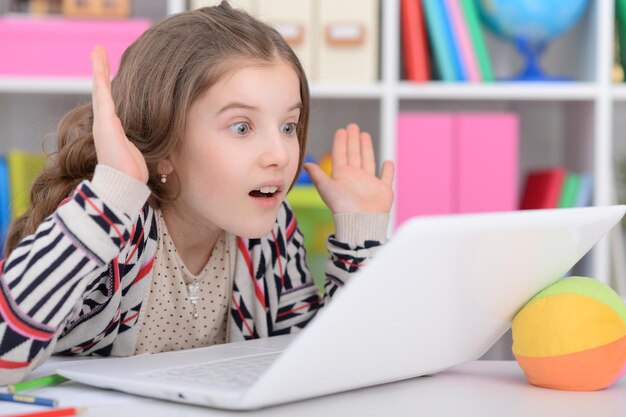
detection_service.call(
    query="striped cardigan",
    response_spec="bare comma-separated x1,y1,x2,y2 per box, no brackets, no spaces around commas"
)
0,167,386,385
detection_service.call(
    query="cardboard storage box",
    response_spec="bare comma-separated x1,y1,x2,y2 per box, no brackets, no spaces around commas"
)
317,0,379,83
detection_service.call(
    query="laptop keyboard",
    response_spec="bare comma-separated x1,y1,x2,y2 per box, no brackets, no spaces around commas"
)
143,352,282,390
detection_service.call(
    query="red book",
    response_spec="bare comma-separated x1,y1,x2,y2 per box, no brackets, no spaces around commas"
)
520,167,567,209
401,0,430,82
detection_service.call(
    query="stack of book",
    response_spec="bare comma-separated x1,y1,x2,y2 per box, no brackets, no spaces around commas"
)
519,167,594,210
401,0,494,83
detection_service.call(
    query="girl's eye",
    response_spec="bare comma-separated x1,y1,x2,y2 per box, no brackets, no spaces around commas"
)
281,123,297,135
229,121,250,135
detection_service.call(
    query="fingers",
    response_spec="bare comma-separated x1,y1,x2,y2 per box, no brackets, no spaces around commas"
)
91,45,110,87
332,123,376,175
332,128,348,169
360,132,376,176
346,124,361,168
303,162,330,190
91,46,115,121
380,160,395,186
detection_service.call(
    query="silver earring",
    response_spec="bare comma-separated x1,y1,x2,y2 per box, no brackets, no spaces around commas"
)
160,174,168,184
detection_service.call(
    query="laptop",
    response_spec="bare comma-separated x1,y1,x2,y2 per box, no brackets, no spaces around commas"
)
58,205,626,410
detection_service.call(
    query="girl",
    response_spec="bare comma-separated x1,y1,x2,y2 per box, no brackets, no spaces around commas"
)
0,2,394,384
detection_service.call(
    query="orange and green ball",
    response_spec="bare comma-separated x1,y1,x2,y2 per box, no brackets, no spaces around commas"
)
512,276,626,391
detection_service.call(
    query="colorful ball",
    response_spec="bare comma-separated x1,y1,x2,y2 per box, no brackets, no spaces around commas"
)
319,153,333,177
296,155,316,185
512,276,626,391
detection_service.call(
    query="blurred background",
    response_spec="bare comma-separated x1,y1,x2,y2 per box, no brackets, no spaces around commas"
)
1,0,625,360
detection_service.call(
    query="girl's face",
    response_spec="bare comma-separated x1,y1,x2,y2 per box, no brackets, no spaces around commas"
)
170,59,302,238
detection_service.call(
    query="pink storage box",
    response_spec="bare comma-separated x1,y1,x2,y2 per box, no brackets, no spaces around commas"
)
0,17,152,77
395,111,519,228
396,113,455,227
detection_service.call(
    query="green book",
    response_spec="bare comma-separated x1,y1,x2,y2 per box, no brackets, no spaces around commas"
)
558,172,582,208
460,0,494,82
7,150,45,218
616,0,626,78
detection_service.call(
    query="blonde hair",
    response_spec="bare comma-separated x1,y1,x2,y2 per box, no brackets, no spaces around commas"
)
5,1,310,256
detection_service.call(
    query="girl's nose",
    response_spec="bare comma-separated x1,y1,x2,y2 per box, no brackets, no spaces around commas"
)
259,133,290,168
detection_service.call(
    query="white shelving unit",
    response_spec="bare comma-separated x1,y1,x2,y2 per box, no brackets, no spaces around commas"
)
377,0,617,290
0,0,623,291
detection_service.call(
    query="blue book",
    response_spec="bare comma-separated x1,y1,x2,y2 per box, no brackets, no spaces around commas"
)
574,173,593,207
439,0,467,81
422,0,457,81
0,156,11,255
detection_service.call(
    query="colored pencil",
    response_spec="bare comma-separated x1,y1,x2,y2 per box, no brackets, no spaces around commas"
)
2,407,85,417
0,392,58,407
7,374,69,393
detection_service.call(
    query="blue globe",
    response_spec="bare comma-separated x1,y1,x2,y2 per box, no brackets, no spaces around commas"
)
476,0,589,81
477,0,589,44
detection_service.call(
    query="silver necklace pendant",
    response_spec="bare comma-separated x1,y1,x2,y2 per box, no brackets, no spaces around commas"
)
187,281,200,319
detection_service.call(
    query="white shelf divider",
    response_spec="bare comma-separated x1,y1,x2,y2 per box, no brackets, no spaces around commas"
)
166,0,187,15
0,77,91,95
309,83,384,99
0,80,600,102
593,0,615,284
380,0,400,232
612,85,626,100
396,82,598,101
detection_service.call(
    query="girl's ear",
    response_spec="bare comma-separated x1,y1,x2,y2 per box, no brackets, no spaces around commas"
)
157,159,174,176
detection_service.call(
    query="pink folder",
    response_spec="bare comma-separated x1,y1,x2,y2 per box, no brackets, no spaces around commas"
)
455,113,519,213
396,113,454,227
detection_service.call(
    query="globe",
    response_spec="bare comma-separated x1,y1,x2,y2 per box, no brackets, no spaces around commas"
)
476,0,590,81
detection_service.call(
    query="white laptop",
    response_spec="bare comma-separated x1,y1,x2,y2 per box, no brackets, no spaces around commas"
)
58,205,626,410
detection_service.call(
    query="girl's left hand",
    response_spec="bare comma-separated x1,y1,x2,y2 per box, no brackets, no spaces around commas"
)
304,123,395,214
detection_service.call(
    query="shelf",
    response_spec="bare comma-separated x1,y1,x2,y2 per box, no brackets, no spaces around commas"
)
1,78,598,102
0,77,91,94
0,77,386,99
309,82,384,99
396,82,598,101
612,85,626,101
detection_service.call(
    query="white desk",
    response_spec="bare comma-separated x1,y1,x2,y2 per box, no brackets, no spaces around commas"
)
5,361,625,417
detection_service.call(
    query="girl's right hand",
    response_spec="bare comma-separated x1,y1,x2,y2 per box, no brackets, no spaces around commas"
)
91,45,149,184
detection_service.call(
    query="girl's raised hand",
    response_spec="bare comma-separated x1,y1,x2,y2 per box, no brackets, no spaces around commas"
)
304,124,394,214
91,46,149,184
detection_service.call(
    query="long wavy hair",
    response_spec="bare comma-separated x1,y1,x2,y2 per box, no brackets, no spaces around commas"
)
4,1,310,256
